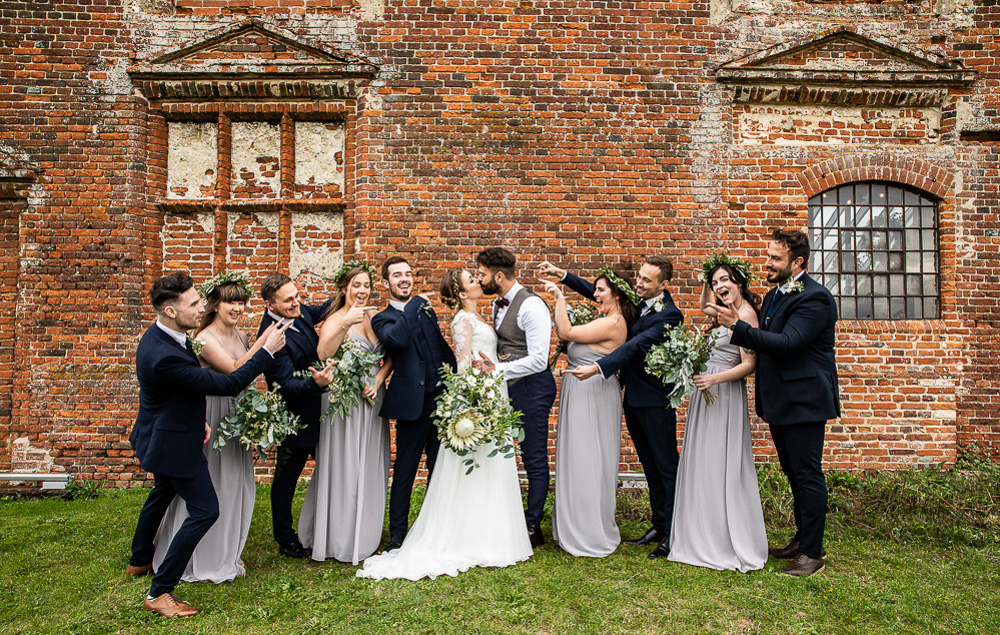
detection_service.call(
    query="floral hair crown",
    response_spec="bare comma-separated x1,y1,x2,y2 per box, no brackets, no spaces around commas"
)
196,271,254,299
332,259,377,286
701,253,759,285
596,266,641,306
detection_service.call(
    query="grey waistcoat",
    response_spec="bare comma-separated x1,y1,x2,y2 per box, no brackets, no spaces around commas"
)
495,287,535,385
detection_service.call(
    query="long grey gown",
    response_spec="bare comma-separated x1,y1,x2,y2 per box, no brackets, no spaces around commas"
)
153,342,254,583
299,331,390,565
552,341,622,557
668,326,767,572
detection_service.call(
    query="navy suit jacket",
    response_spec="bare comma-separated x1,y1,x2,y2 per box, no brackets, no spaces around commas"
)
371,296,457,421
562,272,684,408
730,272,840,426
256,300,333,448
129,323,273,479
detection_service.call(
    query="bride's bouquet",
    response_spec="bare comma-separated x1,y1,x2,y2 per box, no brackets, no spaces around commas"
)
549,300,600,369
214,386,303,460
296,337,384,421
433,365,524,474
645,325,718,409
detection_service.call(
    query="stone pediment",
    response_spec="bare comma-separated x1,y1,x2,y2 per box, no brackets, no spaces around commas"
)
129,18,378,101
715,27,975,106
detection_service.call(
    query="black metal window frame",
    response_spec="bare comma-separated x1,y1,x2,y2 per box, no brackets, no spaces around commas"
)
808,181,940,321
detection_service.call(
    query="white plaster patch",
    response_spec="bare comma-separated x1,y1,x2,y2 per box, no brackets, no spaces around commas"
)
290,211,344,280
738,105,939,145
11,436,60,474
232,121,281,199
167,122,217,199
294,121,346,193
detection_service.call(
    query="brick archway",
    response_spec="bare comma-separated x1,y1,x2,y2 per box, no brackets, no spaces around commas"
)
797,154,953,200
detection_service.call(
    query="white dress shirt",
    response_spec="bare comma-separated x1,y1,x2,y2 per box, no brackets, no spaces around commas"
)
494,282,552,381
267,309,300,332
155,320,189,348
640,293,665,316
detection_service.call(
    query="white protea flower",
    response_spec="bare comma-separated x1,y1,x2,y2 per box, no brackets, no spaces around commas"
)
446,409,487,451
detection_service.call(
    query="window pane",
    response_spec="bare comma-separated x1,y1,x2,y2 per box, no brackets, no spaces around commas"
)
825,274,840,294
921,207,935,226
809,252,822,271
923,252,937,271
889,251,904,271
906,297,921,319
906,252,921,271
808,204,821,224
888,186,903,205
924,298,938,318
856,252,872,272
874,275,888,295
904,206,918,226
890,297,906,319
855,231,871,250
822,189,835,204
824,251,838,272
888,231,903,250
872,183,888,204
842,274,856,295
823,229,839,251
855,206,871,227
838,185,853,205
872,206,887,227
842,252,855,271
904,189,920,205
906,229,920,247
840,298,857,319
922,230,936,251
857,275,872,295
824,207,838,228
856,184,871,204
873,251,888,272
906,274,922,295
888,206,904,228
857,297,874,319
874,296,888,319
924,275,938,296
890,274,904,295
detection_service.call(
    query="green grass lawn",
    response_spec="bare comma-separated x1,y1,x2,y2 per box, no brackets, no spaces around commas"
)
1,465,998,634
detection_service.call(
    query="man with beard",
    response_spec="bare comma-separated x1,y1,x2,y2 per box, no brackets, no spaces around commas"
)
128,272,288,617
714,229,840,577
257,274,335,559
540,256,684,559
473,247,555,547
371,256,457,550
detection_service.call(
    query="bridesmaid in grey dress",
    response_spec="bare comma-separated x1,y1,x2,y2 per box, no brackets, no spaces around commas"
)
298,264,392,564
544,270,635,557
668,260,768,572
154,276,280,582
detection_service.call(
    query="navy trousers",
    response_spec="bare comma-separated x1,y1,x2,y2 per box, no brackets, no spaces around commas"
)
271,444,317,547
624,402,679,537
509,370,556,527
130,461,219,597
770,420,827,559
388,389,442,538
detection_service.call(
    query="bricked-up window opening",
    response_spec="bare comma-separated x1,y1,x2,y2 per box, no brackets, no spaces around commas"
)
808,182,939,320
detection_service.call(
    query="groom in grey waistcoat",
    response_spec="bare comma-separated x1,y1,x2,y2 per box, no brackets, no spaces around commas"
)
473,247,555,547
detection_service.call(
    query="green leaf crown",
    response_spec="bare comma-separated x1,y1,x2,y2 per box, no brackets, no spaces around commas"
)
332,259,377,286
196,271,254,299
701,253,759,286
595,266,641,306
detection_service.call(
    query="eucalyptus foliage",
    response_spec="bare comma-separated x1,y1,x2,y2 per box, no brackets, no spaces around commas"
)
296,337,384,421
214,386,303,460
645,325,717,409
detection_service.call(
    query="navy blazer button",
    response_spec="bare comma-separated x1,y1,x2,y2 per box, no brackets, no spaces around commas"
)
419,380,425,386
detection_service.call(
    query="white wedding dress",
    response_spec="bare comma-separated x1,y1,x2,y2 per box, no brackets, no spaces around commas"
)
356,309,532,581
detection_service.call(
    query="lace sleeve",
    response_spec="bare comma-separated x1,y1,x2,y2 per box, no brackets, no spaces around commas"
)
451,312,476,370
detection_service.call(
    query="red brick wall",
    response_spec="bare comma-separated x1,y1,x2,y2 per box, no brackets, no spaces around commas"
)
1,0,998,486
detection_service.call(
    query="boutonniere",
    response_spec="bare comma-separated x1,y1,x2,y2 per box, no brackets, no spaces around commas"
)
785,281,804,295
652,299,664,313
421,303,435,318
187,335,205,356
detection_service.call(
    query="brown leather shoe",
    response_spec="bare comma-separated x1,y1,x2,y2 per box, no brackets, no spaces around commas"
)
142,593,200,617
781,553,826,577
125,563,153,577
768,540,828,561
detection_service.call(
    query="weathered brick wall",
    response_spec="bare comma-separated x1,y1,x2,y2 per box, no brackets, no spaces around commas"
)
1,0,998,486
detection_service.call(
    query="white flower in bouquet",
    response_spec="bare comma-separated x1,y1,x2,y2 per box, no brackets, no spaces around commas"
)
433,365,524,474
214,385,303,461
644,325,718,409
296,338,384,421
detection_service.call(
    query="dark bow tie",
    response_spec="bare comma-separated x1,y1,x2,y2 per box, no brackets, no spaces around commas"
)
494,297,510,309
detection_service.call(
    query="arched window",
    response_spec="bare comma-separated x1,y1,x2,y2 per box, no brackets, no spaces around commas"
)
808,182,939,320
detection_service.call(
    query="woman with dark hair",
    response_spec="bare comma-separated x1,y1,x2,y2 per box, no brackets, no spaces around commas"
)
153,273,279,583
299,262,393,565
668,256,768,572
542,268,632,557
357,267,532,580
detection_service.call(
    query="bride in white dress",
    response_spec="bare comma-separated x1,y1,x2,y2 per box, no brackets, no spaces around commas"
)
357,268,533,581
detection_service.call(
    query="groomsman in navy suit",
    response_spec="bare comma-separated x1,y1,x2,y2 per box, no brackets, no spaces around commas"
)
540,256,683,558
128,272,288,617
716,229,839,577
371,256,457,550
257,274,335,559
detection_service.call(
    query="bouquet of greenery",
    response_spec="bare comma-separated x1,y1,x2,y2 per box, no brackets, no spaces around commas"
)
296,337,384,421
433,366,524,474
549,300,600,368
214,386,303,461
645,325,718,409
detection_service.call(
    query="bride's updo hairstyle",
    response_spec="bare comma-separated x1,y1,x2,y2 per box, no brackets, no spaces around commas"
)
595,268,639,331
439,267,467,310
707,263,762,318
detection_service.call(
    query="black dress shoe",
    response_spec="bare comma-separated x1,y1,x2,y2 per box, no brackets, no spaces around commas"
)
279,541,311,558
624,527,664,546
648,537,670,559
527,525,544,547
383,535,404,552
